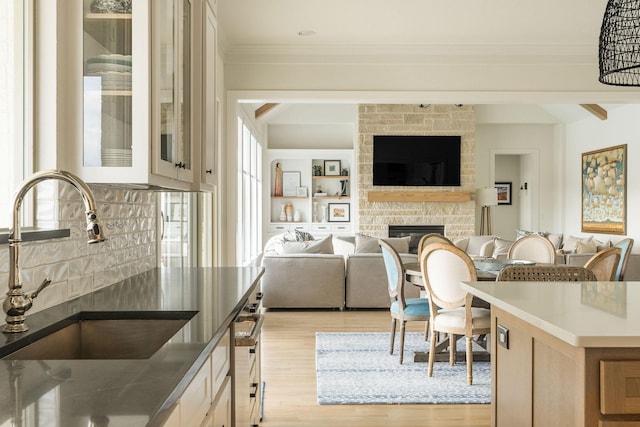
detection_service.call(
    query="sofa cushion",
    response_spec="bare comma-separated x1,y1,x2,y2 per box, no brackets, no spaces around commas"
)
466,235,495,256
354,234,410,254
281,234,333,254
546,233,563,250
380,236,411,254
562,235,593,253
576,240,598,254
492,237,513,258
333,235,356,256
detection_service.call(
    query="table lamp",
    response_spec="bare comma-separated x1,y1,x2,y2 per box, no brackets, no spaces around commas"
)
477,188,498,235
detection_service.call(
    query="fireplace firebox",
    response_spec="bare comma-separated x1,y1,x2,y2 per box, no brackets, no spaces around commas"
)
388,225,446,254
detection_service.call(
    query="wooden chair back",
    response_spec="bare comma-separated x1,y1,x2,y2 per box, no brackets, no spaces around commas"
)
417,233,454,260
497,265,597,281
584,247,622,281
507,234,556,264
614,238,634,281
420,242,476,310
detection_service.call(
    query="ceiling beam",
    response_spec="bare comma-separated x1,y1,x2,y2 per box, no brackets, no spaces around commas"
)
255,103,279,119
580,104,608,120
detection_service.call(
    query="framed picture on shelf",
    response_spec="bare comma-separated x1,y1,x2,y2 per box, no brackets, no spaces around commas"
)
495,182,512,205
328,202,350,222
296,186,307,197
282,171,301,197
324,160,341,176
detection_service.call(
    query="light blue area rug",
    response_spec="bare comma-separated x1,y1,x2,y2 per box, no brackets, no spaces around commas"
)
315,332,491,405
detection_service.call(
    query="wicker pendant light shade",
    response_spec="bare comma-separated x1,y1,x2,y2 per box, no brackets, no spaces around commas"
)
599,0,640,86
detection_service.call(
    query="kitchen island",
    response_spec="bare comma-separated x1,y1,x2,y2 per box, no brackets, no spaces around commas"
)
460,280,640,427
0,267,264,427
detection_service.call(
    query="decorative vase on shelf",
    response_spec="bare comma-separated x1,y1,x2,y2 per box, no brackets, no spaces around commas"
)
294,209,301,222
285,202,294,222
279,203,287,221
321,206,328,222
312,202,318,222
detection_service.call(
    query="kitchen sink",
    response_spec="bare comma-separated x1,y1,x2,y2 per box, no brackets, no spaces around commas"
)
2,311,196,360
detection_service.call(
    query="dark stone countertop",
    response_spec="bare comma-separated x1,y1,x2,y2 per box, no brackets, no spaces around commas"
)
0,266,264,427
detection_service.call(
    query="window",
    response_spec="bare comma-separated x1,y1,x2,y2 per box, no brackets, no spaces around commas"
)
237,116,263,265
0,0,32,229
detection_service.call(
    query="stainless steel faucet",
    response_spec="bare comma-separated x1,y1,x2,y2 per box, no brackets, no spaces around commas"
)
2,170,106,333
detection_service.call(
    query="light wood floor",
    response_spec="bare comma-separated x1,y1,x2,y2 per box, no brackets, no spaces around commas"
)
260,309,491,427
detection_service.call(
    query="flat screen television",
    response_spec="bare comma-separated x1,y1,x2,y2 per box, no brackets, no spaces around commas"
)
373,135,461,186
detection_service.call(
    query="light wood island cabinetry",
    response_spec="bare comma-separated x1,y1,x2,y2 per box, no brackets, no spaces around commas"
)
461,281,640,427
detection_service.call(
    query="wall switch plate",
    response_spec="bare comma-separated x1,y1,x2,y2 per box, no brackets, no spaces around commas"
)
498,324,509,349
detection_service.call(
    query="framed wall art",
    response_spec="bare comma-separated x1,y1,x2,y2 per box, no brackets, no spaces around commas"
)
328,203,350,222
495,182,512,205
282,171,301,197
581,144,626,235
324,160,341,176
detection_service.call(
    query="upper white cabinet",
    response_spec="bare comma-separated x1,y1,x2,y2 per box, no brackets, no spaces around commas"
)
52,0,215,190
199,0,218,190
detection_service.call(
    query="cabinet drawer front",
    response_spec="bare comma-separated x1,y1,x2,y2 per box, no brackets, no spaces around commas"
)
180,355,211,426
212,329,231,393
311,224,331,233
601,360,640,414
269,223,291,233
599,422,640,427
331,224,352,233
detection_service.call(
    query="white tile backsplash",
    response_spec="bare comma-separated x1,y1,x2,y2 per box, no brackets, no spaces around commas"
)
0,183,157,317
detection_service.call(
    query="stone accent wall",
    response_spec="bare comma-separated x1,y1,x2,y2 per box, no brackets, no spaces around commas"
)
357,104,476,240
0,183,157,315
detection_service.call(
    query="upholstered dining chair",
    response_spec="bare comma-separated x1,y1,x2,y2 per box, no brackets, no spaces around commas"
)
614,238,634,281
507,234,556,264
584,247,622,281
420,242,491,385
380,240,430,364
496,265,597,282
417,233,454,260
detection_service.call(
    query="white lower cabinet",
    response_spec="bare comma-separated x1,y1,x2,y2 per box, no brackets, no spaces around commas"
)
181,354,213,427
162,329,231,427
163,404,181,427
202,375,232,427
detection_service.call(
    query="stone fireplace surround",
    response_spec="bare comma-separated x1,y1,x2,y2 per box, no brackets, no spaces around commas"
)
356,104,476,241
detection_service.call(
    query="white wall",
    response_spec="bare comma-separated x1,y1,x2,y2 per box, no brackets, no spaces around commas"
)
476,123,561,236
564,105,640,251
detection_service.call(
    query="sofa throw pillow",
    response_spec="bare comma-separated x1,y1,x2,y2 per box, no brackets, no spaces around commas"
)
355,234,382,253
380,236,411,254
562,235,593,253
333,235,356,256
283,229,314,242
281,234,334,254
546,233,563,250
466,235,495,255
492,237,514,258
263,233,288,256
576,240,598,254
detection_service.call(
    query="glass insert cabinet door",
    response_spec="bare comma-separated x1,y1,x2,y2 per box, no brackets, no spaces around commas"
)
83,1,133,168
154,0,192,177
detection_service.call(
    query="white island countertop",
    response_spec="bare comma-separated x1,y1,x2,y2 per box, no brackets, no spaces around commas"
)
460,280,640,348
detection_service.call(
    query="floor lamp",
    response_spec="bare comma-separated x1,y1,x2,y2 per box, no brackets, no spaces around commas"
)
477,188,498,235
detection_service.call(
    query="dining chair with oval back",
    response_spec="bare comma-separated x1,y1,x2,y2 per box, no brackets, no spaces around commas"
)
420,242,491,385
614,238,634,281
507,234,556,264
584,247,622,281
380,240,430,364
417,233,454,261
